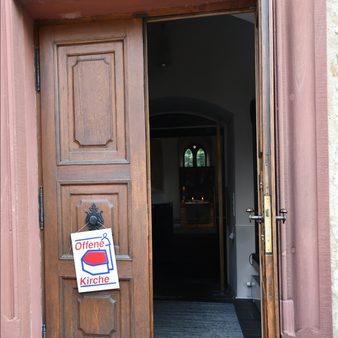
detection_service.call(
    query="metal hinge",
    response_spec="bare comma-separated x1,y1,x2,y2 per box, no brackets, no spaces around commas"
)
34,48,41,92
42,323,46,338
39,186,44,230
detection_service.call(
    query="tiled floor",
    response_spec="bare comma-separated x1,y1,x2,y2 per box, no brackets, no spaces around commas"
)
234,300,261,338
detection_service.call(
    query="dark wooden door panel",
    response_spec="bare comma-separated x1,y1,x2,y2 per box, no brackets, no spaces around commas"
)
61,279,132,337
57,40,127,164
40,20,151,338
59,183,130,258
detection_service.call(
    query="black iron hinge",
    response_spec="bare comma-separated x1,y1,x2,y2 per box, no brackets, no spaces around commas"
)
39,186,44,230
34,48,41,92
42,323,46,338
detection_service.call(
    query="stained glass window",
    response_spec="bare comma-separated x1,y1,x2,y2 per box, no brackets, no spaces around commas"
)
183,145,207,167
196,148,206,167
184,148,193,167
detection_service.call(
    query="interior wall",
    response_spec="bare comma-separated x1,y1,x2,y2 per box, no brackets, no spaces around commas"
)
148,14,257,297
233,108,257,298
152,138,180,218
0,0,42,337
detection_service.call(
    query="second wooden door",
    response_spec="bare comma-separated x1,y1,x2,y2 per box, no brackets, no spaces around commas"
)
40,19,152,337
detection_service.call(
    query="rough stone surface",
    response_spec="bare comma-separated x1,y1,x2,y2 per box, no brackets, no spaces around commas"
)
328,1,338,336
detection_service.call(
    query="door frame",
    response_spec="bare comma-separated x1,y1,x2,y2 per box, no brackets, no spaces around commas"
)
36,1,280,337
255,0,279,336
1,0,332,337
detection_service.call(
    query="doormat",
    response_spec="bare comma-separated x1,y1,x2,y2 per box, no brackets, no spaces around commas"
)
154,300,244,338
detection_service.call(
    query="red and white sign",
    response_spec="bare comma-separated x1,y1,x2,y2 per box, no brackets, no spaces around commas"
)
71,229,119,293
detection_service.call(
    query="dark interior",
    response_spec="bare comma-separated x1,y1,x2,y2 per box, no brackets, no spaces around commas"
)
150,113,223,299
147,13,258,303
150,110,222,300
152,202,221,300
147,13,261,337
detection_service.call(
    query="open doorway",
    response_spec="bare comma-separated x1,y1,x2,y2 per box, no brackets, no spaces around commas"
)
150,111,222,300
147,13,261,337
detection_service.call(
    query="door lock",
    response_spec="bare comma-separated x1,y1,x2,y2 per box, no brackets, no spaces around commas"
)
276,208,288,223
246,208,264,223
85,203,104,230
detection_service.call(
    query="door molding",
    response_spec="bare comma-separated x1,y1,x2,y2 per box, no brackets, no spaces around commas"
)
19,0,256,21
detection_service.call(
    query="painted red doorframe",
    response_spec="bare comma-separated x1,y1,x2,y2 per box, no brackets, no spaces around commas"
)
1,1,42,337
1,0,332,337
275,1,332,337
18,0,256,20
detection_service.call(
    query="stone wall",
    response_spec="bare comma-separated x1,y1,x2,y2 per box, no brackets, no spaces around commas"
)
0,1,42,336
328,1,338,337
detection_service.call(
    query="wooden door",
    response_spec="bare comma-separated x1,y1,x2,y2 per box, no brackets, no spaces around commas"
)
40,20,152,338
255,0,280,337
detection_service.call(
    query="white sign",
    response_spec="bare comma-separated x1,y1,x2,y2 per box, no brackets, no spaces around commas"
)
71,229,120,293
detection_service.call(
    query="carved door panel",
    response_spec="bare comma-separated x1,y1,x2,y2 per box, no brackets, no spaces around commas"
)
40,20,151,337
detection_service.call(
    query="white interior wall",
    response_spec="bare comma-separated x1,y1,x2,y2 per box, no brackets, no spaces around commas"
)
233,114,258,298
148,14,257,298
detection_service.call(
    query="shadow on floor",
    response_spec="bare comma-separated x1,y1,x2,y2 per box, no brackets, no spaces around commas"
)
234,300,261,338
